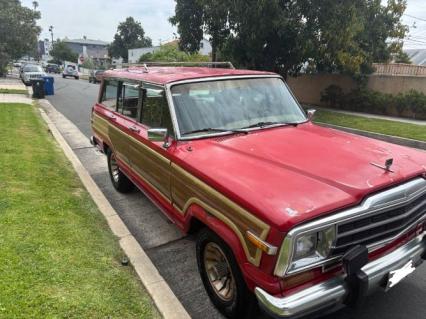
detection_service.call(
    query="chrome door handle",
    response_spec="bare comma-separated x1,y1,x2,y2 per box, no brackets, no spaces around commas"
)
107,113,116,120
128,126,140,133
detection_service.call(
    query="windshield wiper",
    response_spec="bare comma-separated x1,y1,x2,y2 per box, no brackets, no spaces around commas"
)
241,121,300,129
182,127,248,136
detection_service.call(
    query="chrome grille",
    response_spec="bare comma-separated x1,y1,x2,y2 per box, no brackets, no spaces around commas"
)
334,186,426,254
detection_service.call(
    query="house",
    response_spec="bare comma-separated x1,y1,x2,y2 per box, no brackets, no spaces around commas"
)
128,39,212,64
405,49,426,66
63,38,109,65
128,46,161,64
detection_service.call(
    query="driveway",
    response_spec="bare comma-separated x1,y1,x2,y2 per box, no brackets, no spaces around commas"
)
46,74,426,319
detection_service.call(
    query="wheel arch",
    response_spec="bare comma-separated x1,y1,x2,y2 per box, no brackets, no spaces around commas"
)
185,203,249,269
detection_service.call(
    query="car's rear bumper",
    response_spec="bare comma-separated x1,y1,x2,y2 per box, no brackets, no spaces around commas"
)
255,233,426,319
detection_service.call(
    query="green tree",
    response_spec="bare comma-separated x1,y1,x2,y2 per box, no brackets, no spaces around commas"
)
49,40,78,64
0,0,41,75
169,0,203,53
108,17,152,62
138,43,209,63
394,51,411,64
81,57,96,69
170,0,230,62
171,0,408,78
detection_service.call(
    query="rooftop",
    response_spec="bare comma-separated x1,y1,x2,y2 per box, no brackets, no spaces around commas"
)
405,49,426,66
103,66,276,85
63,38,109,46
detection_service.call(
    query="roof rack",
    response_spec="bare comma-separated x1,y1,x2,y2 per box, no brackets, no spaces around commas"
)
121,61,235,70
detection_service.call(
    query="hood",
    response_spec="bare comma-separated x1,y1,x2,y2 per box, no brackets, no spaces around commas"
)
177,123,426,231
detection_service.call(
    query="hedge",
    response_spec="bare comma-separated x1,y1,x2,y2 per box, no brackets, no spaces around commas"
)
321,85,426,120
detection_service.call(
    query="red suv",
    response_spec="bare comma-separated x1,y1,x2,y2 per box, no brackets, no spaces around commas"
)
91,64,426,319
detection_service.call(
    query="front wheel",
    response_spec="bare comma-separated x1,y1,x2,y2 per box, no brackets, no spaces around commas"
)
107,149,134,193
196,228,256,319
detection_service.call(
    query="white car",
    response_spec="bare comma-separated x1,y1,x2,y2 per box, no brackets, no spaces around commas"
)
62,62,79,79
21,64,46,86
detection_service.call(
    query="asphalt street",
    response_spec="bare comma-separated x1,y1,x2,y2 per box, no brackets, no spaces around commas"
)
47,74,426,319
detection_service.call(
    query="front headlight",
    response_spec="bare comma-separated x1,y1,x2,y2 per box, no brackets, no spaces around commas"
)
274,226,336,276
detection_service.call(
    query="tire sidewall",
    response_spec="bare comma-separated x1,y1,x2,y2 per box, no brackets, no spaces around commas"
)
196,229,252,318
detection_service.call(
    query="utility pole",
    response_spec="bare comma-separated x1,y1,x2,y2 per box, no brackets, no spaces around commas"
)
49,25,54,44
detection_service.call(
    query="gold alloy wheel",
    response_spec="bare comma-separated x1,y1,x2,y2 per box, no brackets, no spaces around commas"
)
204,242,236,302
110,153,120,183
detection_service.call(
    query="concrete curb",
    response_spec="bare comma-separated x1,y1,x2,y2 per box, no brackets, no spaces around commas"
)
317,122,426,150
37,100,190,319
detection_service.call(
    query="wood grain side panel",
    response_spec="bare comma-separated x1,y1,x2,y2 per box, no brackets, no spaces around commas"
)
171,163,270,266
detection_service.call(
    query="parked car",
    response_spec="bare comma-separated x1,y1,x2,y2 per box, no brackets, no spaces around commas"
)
20,64,46,86
91,65,426,319
89,69,104,83
62,62,79,79
46,63,60,74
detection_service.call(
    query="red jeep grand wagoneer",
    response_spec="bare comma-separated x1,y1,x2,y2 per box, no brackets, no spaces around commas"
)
91,64,426,319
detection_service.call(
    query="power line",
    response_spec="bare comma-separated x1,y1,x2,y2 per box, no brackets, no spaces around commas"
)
404,38,426,45
404,13,426,22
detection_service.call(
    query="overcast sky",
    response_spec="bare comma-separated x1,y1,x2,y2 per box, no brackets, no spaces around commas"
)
22,0,426,48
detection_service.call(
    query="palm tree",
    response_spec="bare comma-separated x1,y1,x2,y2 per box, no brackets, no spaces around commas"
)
32,1,38,11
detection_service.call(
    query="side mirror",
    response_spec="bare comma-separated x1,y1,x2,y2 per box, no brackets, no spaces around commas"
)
147,128,170,148
307,109,316,121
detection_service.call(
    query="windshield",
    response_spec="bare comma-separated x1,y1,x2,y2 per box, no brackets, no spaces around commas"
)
171,77,307,137
23,65,43,72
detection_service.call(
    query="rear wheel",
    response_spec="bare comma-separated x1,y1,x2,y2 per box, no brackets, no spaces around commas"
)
107,149,133,193
196,228,256,319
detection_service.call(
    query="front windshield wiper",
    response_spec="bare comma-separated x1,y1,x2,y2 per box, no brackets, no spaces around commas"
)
182,127,248,136
241,121,300,129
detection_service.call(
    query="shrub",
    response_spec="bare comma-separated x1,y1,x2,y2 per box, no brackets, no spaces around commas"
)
321,85,426,120
320,85,343,107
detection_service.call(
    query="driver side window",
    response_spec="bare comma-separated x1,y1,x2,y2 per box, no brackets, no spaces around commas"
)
140,84,174,135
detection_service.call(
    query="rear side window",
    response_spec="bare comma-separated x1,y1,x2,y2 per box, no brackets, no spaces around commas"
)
140,84,174,134
101,80,118,110
117,82,141,120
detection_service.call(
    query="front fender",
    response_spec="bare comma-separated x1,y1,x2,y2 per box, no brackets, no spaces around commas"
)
185,203,282,294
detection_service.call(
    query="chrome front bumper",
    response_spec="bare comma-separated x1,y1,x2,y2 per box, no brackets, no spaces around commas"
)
255,234,426,319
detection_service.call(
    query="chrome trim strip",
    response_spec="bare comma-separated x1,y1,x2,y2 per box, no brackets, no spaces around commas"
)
258,234,425,318
274,178,426,277
337,200,425,238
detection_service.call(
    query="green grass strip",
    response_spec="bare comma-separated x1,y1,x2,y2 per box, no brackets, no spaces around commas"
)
0,103,159,318
0,88,28,94
314,109,426,142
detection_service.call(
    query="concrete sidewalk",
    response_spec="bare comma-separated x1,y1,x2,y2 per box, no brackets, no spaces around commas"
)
0,77,31,103
317,106,426,126
0,76,27,91
0,94,32,104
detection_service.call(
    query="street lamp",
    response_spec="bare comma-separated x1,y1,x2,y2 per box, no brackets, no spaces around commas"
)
49,25,54,44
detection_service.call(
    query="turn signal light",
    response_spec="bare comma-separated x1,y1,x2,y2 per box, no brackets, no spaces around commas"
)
246,231,278,255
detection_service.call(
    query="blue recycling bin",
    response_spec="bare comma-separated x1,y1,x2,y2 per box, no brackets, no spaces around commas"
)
42,76,54,95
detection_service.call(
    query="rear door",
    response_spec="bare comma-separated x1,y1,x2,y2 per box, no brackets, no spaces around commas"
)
108,80,143,166
92,78,119,152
